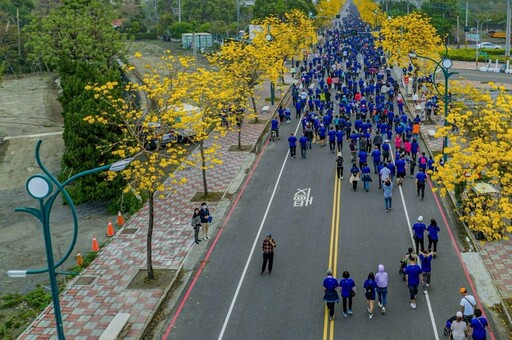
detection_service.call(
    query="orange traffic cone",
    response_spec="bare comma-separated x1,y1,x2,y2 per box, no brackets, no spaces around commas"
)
76,252,83,266
116,211,124,226
92,237,100,252
106,221,115,237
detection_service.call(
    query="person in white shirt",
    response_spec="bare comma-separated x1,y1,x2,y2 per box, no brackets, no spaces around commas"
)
459,287,477,321
450,311,468,340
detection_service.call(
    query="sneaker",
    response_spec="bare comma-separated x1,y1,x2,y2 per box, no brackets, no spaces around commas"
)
410,303,416,309
378,302,382,308
369,313,373,319
329,316,334,321
381,307,386,314
423,290,427,294
340,176,344,180
348,310,353,315
426,283,430,287
343,313,348,317
367,307,371,313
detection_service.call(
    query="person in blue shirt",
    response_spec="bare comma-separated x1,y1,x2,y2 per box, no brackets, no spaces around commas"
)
427,219,440,258
323,269,340,321
395,156,406,185
363,272,377,319
295,100,303,119
285,107,291,123
470,309,490,340
358,149,368,169
419,249,434,293
299,134,308,159
371,146,381,174
412,215,427,253
411,139,419,161
416,170,427,201
350,163,360,191
270,117,280,140
318,124,327,147
335,129,344,152
361,163,372,192
288,133,297,159
327,127,337,153
339,271,356,317
382,140,391,163
404,256,423,309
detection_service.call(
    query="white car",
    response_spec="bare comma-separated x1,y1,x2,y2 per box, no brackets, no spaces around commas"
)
476,42,502,49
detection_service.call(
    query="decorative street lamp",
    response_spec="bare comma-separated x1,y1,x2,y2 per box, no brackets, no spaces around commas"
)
6,140,133,340
409,46,458,164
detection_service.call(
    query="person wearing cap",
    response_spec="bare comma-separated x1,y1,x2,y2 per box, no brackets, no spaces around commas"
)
323,269,340,321
450,311,468,340
412,216,427,253
459,287,477,322
261,234,276,275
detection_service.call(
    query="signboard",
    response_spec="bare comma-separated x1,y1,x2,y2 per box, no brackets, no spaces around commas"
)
467,33,480,41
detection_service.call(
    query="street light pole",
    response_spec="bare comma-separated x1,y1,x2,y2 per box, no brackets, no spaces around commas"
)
7,140,132,339
409,47,458,164
476,19,492,68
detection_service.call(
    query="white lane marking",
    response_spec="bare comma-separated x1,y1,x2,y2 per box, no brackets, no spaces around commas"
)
218,114,303,340
392,152,440,340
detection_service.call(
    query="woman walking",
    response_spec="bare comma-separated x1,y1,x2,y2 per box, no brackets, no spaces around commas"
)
349,163,360,191
323,269,340,321
382,178,393,212
191,208,202,244
427,219,440,258
375,264,388,314
339,271,356,317
363,272,377,318
361,163,372,192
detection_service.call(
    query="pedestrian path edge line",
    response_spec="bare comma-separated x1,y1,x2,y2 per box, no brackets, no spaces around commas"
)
216,118,303,340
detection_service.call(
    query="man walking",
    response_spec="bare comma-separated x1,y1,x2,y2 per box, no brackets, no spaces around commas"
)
288,133,297,159
412,216,426,253
299,134,308,158
404,256,423,309
459,287,477,323
416,169,427,201
261,233,276,275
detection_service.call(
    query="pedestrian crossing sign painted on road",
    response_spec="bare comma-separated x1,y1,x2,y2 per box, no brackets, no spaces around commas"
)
293,188,313,207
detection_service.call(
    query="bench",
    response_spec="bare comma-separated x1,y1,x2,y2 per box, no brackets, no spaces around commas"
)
427,129,436,138
99,313,131,340
262,106,270,114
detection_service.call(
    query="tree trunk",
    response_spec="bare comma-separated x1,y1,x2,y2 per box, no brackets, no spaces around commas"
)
251,95,258,123
200,140,208,196
238,126,242,149
147,191,154,280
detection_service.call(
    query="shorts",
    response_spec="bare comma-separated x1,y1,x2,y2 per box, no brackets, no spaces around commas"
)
397,171,406,178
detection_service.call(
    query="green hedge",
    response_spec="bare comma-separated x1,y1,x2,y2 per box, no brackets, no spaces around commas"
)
447,48,508,62
127,32,158,40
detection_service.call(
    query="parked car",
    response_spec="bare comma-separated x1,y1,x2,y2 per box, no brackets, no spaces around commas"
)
476,42,502,49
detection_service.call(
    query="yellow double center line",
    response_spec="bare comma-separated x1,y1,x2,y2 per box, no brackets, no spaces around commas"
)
323,170,342,340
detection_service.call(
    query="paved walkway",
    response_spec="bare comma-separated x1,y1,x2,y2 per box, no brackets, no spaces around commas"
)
21,60,512,338
19,74,293,339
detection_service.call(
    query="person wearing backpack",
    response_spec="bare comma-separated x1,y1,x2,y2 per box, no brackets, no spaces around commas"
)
336,152,344,180
349,163,360,191
363,272,377,318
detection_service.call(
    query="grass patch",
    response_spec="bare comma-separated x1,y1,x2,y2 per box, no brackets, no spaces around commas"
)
190,191,223,202
126,269,177,290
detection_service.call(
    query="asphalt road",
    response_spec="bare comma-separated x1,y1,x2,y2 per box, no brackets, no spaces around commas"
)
453,68,512,85
161,109,494,339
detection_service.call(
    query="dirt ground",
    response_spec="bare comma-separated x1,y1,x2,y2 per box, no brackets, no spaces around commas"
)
0,41,199,295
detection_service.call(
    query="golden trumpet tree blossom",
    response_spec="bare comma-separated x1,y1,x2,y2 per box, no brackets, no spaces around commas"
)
375,13,442,70
354,0,385,27
431,83,512,241
315,0,345,27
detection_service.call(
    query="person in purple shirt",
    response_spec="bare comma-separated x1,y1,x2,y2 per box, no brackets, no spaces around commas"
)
375,264,388,314
288,133,297,159
412,215,427,253
339,271,356,317
427,219,440,258
323,269,340,321
419,249,434,293
404,256,423,309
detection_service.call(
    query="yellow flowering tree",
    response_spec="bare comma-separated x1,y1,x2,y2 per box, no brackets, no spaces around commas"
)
314,0,345,29
84,53,198,279
354,0,385,28
375,13,443,71
431,83,512,241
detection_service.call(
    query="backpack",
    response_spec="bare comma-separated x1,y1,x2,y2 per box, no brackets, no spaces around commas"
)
337,157,343,167
419,157,427,165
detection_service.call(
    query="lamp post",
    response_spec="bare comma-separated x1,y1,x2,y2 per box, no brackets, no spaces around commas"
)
6,140,132,340
409,47,458,164
476,19,492,68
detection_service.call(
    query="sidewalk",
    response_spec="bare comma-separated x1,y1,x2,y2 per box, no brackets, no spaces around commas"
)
19,75,294,339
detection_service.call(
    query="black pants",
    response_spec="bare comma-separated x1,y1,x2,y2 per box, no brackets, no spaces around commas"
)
352,180,358,191
342,296,353,313
337,167,343,179
290,146,296,158
337,142,343,152
329,140,336,151
417,182,425,198
414,237,425,254
428,237,438,253
194,226,201,241
262,252,274,273
326,302,335,317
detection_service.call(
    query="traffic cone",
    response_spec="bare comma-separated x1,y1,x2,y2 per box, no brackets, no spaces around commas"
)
76,252,83,266
92,237,100,252
106,221,115,237
116,211,124,226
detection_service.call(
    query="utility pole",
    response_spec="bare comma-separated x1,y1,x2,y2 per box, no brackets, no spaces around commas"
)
237,0,240,34
16,6,21,56
506,0,511,57
457,16,460,47
465,1,468,49
178,0,181,22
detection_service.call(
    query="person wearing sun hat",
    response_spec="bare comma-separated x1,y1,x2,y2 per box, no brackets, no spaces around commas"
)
459,287,476,322
450,311,468,340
